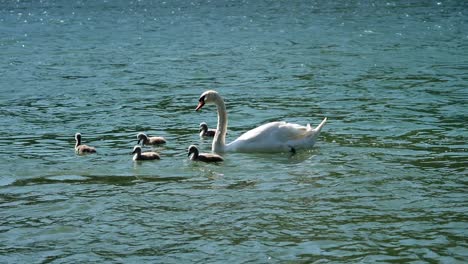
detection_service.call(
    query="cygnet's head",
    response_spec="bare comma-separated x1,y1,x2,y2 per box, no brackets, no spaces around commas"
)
75,133,82,141
187,145,199,157
199,122,208,132
132,145,142,155
136,133,147,144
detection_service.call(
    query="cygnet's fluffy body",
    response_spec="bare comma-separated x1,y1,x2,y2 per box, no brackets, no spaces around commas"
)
137,133,166,146
188,145,223,163
199,122,216,138
75,133,96,154
132,145,160,161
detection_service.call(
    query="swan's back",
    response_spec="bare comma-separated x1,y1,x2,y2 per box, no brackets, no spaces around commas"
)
226,119,326,153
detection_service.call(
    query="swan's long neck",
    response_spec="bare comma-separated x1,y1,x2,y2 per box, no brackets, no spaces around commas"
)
213,96,227,153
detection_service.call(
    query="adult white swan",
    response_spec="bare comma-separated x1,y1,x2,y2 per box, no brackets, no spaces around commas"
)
195,90,327,153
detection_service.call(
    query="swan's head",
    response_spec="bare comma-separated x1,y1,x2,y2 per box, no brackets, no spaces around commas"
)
199,122,208,132
187,145,199,158
75,133,82,141
136,133,148,144
132,145,142,155
196,90,219,111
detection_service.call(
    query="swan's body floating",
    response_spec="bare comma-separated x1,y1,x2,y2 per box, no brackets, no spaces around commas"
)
75,133,96,154
199,122,216,138
188,145,224,162
137,133,166,146
195,90,327,153
132,145,160,161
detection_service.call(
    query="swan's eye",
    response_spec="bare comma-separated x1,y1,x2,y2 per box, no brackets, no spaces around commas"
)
199,96,205,102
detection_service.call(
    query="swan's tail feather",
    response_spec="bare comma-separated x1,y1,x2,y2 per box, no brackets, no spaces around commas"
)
313,117,327,133
303,117,327,138
293,117,327,149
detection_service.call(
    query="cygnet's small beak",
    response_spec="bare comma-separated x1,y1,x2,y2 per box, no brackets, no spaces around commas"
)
137,139,141,145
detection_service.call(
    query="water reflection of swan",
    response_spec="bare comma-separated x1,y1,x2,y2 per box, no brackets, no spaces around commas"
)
195,90,327,153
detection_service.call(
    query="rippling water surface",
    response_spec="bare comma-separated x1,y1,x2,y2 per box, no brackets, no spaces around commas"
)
1,0,467,263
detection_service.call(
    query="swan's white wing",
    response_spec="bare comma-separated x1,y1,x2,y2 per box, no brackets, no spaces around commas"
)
276,122,311,140
236,122,310,141
227,121,312,152
235,122,283,141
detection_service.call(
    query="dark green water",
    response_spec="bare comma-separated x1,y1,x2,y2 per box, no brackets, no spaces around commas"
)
0,0,467,263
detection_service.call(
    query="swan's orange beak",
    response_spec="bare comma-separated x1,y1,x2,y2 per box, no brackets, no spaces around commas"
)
195,101,205,111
